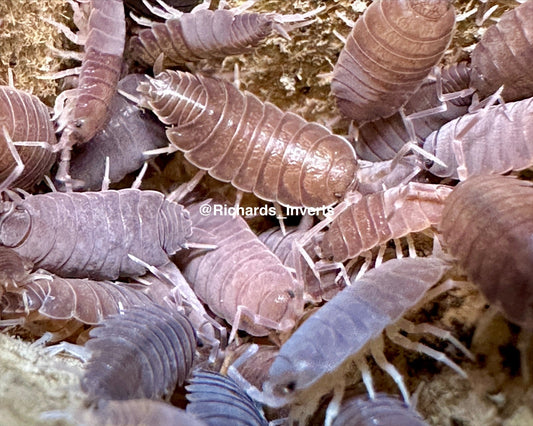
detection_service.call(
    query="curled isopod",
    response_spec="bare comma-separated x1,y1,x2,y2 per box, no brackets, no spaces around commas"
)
331,394,429,426
74,399,206,426
0,85,57,190
138,70,358,208
186,369,268,426
69,74,168,190
249,257,470,423
470,0,533,102
174,200,303,337
331,0,456,124
354,63,472,162
421,97,533,180
82,304,197,402
440,175,533,329
129,2,315,69
50,0,125,181
0,189,192,280
319,183,453,262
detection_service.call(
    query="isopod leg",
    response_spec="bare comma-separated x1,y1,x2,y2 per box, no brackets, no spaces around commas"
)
355,356,376,400
228,305,294,344
324,378,345,426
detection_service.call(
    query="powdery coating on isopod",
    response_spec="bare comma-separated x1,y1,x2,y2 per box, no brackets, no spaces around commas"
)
82,304,197,402
331,0,455,124
470,0,533,102
440,175,533,329
186,369,268,426
77,399,206,426
263,256,449,404
422,97,533,180
130,9,279,68
55,0,125,146
331,394,429,426
0,86,57,190
0,189,192,280
320,182,453,262
355,63,472,161
9,275,153,324
175,201,303,336
69,74,168,190
138,70,358,208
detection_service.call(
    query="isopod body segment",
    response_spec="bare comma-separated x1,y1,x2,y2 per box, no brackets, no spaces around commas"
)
138,70,358,208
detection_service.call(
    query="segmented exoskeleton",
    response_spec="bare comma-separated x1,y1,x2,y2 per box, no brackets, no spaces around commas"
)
354,63,472,161
470,0,533,102
331,0,456,124
174,200,303,337
186,369,268,426
331,394,429,426
69,74,168,190
239,257,470,424
0,86,57,190
130,2,315,69
0,189,192,280
421,97,533,180
319,183,453,262
50,0,126,182
440,175,533,329
81,305,197,402
138,70,358,208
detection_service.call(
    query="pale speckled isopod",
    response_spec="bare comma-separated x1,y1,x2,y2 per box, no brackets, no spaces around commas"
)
231,257,472,425
81,304,197,402
174,200,303,339
0,85,57,190
0,189,192,280
440,174,533,329
138,70,358,208
129,1,319,69
421,97,533,180
331,0,456,124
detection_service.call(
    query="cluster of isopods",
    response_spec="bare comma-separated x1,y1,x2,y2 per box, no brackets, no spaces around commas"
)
1,0,533,424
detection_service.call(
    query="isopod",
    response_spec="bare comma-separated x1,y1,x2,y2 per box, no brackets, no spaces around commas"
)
0,189,192,280
439,174,533,329
69,74,168,190
331,0,456,124
138,70,358,208
186,369,268,426
50,0,126,182
354,63,472,161
81,304,197,402
0,85,57,190
174,200,303,338
331,394,429,426
237,257,470,423
319,182,453,262
421,97,533,180
129,1,317,69
470,0,533,102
